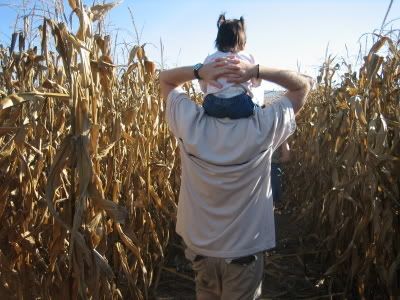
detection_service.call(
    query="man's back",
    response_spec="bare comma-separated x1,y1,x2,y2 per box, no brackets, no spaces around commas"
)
166,88,296,258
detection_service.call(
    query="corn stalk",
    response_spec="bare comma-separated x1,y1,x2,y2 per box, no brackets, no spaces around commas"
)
0,1,178,299
285,35,400,298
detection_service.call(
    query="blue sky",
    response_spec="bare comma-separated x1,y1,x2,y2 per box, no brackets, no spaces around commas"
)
0,0,399,93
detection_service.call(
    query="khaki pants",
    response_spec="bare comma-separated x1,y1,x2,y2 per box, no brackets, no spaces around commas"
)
191,252,264,300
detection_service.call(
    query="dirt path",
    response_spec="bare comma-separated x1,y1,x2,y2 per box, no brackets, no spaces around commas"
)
153,205,334,300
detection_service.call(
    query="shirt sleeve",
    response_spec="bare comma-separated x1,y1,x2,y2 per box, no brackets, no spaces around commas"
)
261,95,296,152
166,88,201,138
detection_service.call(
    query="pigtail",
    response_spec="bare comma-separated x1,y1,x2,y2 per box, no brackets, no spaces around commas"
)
217,14,226,28
239,17,245,27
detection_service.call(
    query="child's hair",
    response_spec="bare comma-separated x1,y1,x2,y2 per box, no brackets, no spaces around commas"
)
215,14,246,53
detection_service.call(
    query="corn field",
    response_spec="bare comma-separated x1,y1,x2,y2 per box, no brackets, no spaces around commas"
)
285,36,400,298
0,1,180,299
0,1,399,299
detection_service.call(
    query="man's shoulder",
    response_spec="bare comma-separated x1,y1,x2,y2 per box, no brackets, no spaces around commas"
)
165,88,201,137
167,87,186,101
166,88,197,115
263,94,293,111
167,88,197,109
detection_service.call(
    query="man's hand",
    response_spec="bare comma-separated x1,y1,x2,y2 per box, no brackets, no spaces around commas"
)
223,58,258,84
198,58,243,89
224,58,313,114
160,58,242,100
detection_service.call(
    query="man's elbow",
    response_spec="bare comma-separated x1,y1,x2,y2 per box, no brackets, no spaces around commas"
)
299,76,313,100
287,80,313,114
159,71,172,100
160,70,168,88
297,84,312,112
305,76,314,91
302,79,312,98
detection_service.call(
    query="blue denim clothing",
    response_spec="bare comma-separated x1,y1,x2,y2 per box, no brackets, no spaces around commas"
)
203,93,256,119
271,163,282,203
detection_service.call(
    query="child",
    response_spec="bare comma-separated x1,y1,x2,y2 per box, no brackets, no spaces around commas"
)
200,14,261,119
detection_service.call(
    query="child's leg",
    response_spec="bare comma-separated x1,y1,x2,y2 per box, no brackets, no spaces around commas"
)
203,94,230,118
225,93,256,119
203,94,256,119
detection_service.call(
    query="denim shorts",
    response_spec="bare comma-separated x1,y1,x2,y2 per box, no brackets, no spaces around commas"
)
203,93,256,119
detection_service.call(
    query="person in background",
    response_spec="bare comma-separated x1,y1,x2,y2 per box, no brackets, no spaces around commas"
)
271,140,290,204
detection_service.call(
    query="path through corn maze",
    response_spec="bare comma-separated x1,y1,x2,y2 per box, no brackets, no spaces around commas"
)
154,203,338,300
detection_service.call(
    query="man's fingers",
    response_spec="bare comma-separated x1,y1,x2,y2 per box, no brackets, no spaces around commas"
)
217,65,241,78
214,61,227,68
225,73,242,79
215,62,240,70
202,58,246,85
208,80,223,89
223,58,240,66
213,57,232,66
214,56,239,62
229,58,241,64
226,77,241,83
225,74,243,84
224,64,240,71
213,58,226,65
215,65,241,78
225,55,239,61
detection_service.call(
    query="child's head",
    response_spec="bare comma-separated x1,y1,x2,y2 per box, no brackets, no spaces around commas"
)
215,14,246,53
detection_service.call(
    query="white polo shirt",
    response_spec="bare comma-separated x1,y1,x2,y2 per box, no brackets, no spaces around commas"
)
166,88,296,258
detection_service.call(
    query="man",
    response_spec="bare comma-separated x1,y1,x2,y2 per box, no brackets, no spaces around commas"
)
160,58,312,300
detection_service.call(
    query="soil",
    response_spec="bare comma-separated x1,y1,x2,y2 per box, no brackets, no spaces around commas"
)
151,203,337,300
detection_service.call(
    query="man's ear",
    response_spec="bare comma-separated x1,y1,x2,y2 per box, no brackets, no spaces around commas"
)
217,14,226,28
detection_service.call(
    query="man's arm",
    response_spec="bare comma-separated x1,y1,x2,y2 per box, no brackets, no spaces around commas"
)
259,66,313,114
159,60,239,100
160,67,196,100
226,61,313,114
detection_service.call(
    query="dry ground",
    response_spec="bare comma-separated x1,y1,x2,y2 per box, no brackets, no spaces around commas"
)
152,203,341,300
